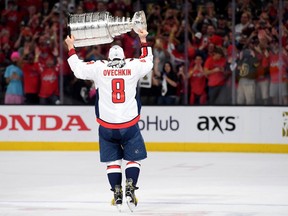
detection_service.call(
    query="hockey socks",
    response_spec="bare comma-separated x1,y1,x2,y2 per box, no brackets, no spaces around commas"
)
106,160,122,191
125,161,141,186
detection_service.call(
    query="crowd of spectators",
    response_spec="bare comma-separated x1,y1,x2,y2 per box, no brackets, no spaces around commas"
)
0,0,288,106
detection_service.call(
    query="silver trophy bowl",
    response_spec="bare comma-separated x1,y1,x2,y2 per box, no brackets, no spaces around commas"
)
67,11,147,47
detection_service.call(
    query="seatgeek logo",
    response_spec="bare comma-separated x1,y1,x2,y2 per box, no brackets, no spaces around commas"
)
197,116,237,134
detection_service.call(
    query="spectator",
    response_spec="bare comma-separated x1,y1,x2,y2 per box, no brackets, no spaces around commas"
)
85,46,105,61
68,2,76,14
204,46,227,104
192,5,208,34
96,1,108,12
253,39,270,105
1,0,22,40
40,0,52,18
21,48,40,105
192,32,204,50
27,12,42,36
224,3,233,29
265,1,278,26
204,1,217,28
235,11,252,42
14,26,34,50
153,36,170,74
17,0,42,12
265,38,288,105
83,0,96,13
167,24,185,68
215,14,230,37
146,3,163,37
76,4,84,14
22,5,39,27
235,0,257,19
59,40,73,99
69,76,92,104
206,24,224,47
157,61,179,105
189,54,207,105
160,10,179,37
202,42,215,61
4,51,24,104
108,0,131,17
0,29,12,66
38,54,60,105
223,44,238,105
176,63,187,105
36,32,56,65
140,74,161,105
140,57,162,105
236,48,259,105
140,35,159,105
195,24,222,60
121,31,138,58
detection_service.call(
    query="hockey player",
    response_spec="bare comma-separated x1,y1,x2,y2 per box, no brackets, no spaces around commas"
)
65,29,153,211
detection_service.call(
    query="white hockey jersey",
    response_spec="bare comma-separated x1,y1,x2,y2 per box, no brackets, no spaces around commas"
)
67,46,153,129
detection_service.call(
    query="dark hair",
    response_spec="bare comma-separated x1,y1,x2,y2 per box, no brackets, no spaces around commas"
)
162,61,174,74
213,46,224,56
176,63,184,71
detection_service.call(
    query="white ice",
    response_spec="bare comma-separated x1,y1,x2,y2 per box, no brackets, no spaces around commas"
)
0,151,288,216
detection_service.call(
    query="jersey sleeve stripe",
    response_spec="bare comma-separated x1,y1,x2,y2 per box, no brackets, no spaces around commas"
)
139,46,148,59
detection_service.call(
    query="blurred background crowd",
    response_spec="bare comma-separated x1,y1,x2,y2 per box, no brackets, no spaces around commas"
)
0,0,288,106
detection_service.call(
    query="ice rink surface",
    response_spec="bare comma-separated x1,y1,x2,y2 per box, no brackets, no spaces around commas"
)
0,151,288,216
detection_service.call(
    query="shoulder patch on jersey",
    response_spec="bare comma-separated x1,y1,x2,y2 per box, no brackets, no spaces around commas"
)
86,61,95,65
140,59,146,62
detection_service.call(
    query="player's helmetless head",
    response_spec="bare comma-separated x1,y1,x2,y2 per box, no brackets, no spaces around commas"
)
108,45,125,60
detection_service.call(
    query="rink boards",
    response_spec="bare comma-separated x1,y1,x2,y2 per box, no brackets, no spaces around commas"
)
0,106,287,153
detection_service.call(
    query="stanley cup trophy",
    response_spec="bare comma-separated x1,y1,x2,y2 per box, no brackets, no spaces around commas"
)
67,11,147,47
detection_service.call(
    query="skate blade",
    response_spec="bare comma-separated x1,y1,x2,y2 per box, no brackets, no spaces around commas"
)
116,204,122,212
126,196,136,212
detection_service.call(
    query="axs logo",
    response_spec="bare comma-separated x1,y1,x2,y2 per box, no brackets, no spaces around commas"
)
197,116,237,133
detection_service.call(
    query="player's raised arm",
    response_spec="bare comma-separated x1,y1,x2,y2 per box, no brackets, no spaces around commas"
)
65,35,75,51
135,29,153,76
138,29,148,44
65,35,99,81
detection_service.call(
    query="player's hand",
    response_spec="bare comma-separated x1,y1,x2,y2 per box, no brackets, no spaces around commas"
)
65,35,75,50
137,29,148,43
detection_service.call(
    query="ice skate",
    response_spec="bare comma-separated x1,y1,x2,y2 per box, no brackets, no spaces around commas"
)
125,178,138,212
111,185,123,212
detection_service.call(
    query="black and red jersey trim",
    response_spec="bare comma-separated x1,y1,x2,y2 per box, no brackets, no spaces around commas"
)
96,115,140,129
139,46,148,59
